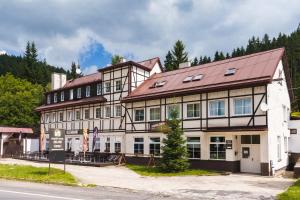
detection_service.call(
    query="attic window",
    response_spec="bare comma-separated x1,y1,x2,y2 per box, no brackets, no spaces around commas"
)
225,68,236,76
183,76,193,83
193,74,203,81
151,80,167,88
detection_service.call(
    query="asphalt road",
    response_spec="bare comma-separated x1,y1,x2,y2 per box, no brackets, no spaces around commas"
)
0,179,188,200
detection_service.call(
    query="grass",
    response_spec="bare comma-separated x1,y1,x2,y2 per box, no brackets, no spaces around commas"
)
0,164,78,186
126,164,221,177
278,179,300,200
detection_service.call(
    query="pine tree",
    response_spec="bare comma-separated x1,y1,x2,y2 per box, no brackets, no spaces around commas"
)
31,41,38,62
171,40,188,70
198,56,203,64
191,57,198,66
219,52,225,60
164,51,173,71
25,41,31,64
214,51,220,61
225,53,230,59
159,109,189,172
70,62,77,79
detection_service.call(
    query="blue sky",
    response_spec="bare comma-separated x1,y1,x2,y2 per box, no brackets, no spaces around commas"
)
0,0,300,75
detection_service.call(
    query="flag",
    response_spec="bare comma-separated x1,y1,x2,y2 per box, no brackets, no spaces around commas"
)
83,128,89,153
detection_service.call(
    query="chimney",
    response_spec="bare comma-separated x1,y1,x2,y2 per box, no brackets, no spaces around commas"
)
121,58,127,63
51,73,66,90
179,61,191,69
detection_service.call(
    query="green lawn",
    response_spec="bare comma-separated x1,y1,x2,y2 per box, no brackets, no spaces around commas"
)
278,179,300,200
126,164,221,177
0,164,78,186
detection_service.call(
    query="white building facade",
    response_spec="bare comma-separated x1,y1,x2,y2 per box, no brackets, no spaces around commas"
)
37,48,292,175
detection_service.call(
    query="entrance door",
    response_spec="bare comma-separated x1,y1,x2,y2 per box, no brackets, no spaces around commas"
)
240,135,261,174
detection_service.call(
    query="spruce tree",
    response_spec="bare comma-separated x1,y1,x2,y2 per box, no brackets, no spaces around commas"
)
159,109,189,172
25,41,31,65
164,51,173,71
171,40,188,70
191,57,198,66
31,41,38,62
70,62,77,79
214,51,220,61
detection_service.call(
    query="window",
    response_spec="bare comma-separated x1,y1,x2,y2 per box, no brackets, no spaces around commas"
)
234,97,252,115
210,136,226,159
134,138,144,154
86,86,90,97
46,114,49,123
167,104,180,119
284,137,288,153
277,136,282,161
149,137,160,156
134,109,145,121
283,105,289,122
97,83,101,95
95,138,100,151
105,138,110,152
84,109,90,119
151,80,166,88
150,107,160,121
69,89,73,100
52,113,56,122
193,74,203,81
187,137,201,159
183,76,193,83
59,112,63,122
241,135,260,144
47,94,51,104
115,105,122,117
54,93,57,103
105,106,111,118
187,103,200,118
76,110,80,120
115,142,121,153
115,80,122,91
68,111,73,121
225,68,236,76
67,138,72,151
45,139,49,150
290,129,297,134
95,108,101,118
209,100,225,117
105,82,111,93
77,88,81,98
61,91,64,102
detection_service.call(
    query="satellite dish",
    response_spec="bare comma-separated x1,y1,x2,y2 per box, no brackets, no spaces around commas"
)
260,102,269,111
76,68,81,74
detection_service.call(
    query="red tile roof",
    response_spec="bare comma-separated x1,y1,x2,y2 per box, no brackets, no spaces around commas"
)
63,72,101,89
123,48,286,102
0,127,33,134
36,96,107,111
137,57,163,71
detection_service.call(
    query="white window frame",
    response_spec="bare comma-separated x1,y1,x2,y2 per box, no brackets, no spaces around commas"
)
186,103,200,119
84,109,90,119
95,138,100,150
47,94,51,104
208,100,225,117
70,89,73,100
167,104,180,119
61,91,64,102
114,142,121,153
134,108,145,122
68,111,73,121
105,106,111,118
75,110,81,120
277,136,282,161
46,114,49,123
149,107,161,121
209,136,226,160
97,83,101,95
105,137,110,152
77,88,81,98
187,137,201,159
105,82,111,93
233,97,252,116
86,86,90,97
54,93,57,103
149,137,160,156
115,105,122,117
52,113,56,122
115,80,122,92
95,108,101,118
59,112,63,122
134,137,144,154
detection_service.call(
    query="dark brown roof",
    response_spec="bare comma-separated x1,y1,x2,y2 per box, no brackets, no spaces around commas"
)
0,127,33,134
36,96,107,111
98,57,162,72
123,48,286,102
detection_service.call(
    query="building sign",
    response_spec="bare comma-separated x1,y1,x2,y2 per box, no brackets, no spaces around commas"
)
226,140,232,149
49,128,65,162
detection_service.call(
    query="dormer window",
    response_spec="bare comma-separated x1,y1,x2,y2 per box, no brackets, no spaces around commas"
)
47,94,51,104
225,68,236,76
77,88,81,98
183,76,193,83
151,80,166,88
70,89,73,100
86,86,90,97
61,91,64,102
97,83,101,95
54,93,57,103
193,74,203,81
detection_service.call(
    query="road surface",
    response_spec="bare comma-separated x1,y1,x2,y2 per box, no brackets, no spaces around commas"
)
0,179,189,200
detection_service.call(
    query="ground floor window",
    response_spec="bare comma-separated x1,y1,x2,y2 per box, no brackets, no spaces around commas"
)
277,136,281,161
134,138,144,154
67,138,72,151
115,142,121,153
241,135,260,144
105,137,110,152
284,136,288,153
210,136,226,160
187,137,201,159
95,138,100,151
149,137,160,156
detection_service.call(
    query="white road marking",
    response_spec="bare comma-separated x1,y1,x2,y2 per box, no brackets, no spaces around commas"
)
0,189,84,200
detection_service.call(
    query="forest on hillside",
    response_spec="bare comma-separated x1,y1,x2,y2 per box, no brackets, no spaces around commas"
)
164,24,300,110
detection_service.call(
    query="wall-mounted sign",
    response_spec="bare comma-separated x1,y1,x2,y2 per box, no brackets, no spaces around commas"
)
242,147,250,158
226,140,232,149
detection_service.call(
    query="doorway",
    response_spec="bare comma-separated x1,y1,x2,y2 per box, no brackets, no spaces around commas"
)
240,135,261,174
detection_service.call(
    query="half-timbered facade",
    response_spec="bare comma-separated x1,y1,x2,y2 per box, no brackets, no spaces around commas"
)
37,48,292,176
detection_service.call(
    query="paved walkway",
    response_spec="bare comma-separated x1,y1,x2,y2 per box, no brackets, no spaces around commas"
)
0,158,295,200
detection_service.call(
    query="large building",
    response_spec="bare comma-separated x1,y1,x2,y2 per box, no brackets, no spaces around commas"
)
36,48,292,175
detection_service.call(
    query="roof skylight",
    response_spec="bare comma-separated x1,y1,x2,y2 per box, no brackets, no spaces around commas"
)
183,76,193,82
150,80,167,88
225,68,236,76
193,74,203,81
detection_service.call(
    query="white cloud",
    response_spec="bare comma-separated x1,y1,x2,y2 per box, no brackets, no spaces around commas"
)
82,65,98,75
0,50,6,55
0,0,299,69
